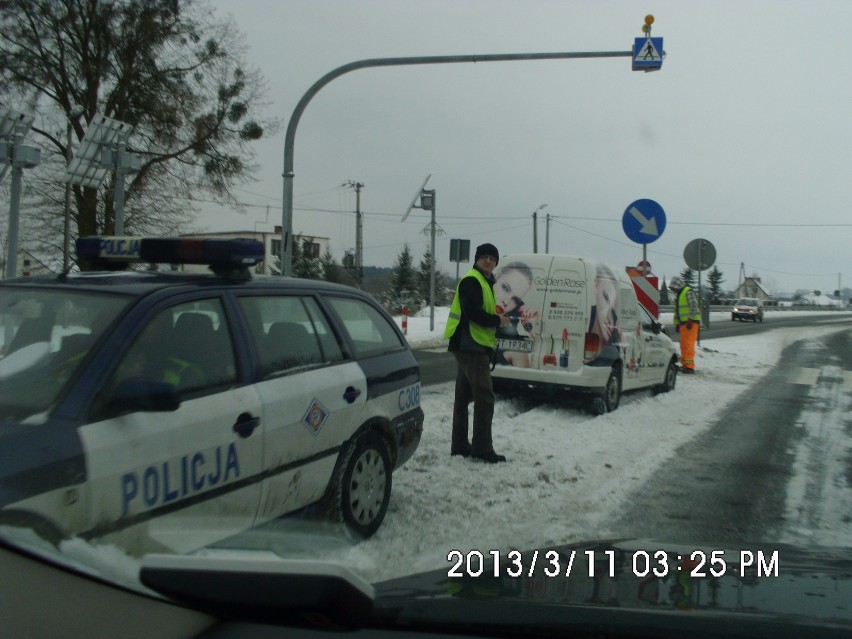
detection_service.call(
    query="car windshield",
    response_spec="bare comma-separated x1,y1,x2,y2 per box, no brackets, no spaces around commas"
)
0,288,130,422
1,2,851,637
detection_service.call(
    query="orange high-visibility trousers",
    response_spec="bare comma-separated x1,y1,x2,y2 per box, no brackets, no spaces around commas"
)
679,322,699,370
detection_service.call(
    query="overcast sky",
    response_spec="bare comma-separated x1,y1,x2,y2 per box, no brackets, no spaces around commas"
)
202,0,851,296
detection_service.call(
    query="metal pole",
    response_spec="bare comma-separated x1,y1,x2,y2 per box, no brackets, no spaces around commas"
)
545,213,551,253
429,193,436,332
63,121,73,272
281,49,632,276
532,210,538,253
355,185,362,282
114,146,125,235
5,164,23,279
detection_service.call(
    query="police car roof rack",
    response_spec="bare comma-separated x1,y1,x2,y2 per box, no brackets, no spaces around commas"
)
75,237,265,279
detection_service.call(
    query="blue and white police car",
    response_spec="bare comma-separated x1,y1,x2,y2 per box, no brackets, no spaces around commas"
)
0,237,423,554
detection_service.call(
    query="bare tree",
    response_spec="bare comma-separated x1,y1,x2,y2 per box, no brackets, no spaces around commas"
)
0,0,276,267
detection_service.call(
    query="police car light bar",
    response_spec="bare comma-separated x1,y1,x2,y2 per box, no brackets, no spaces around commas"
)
76,236,265,268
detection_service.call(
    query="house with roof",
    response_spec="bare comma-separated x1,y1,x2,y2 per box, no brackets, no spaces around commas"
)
734,276,771,302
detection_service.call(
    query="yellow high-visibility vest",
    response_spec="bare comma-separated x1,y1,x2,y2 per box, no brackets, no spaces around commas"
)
444,268,497,348
676,287,701,323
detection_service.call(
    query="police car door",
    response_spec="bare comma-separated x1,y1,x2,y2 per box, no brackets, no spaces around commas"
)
79,298,264,554
236,294,367,527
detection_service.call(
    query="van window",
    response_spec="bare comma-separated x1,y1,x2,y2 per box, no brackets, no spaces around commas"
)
326,296,404,357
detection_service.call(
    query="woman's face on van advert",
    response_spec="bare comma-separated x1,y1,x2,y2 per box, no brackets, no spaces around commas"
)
595,274,618,338
495,268,531,312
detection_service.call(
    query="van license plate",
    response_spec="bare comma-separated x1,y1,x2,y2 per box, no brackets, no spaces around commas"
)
497,338,533,353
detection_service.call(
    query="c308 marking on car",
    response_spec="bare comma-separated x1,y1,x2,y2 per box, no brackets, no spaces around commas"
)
398,382,421,412
120,443,240,516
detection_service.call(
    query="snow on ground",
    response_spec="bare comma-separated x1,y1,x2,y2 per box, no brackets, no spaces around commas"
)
310,308,851,583
9,310,848,588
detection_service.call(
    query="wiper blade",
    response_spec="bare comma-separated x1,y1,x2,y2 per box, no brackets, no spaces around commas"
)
140,553,374,630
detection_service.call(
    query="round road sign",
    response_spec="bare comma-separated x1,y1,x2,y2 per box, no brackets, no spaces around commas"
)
683,238,716,271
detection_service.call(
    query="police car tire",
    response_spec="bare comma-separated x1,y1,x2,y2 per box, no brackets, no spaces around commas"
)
332,431,392,539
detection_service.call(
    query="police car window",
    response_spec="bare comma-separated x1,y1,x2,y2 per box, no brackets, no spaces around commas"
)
97,299,237,416
0,289,129,421
325,296,404,358
238,295,343,378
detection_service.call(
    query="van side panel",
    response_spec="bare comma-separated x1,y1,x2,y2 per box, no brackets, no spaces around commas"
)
492,256,625,392
493,256,554,371
538,259,589,373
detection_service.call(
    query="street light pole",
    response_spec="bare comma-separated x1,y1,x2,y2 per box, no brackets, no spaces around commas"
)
281,49,633,276
63,106,83,272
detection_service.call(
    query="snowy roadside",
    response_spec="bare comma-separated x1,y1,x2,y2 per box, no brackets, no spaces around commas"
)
315,309,852,583
25,310,851,589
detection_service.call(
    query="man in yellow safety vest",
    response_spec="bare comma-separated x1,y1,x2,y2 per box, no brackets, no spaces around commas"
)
445,243,510,463
668,276,701,374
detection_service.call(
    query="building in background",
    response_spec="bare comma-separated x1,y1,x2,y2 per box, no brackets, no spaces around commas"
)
179,228,329,275
734,276,771,302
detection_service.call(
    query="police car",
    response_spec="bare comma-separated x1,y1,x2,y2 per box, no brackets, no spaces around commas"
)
0,237,423,554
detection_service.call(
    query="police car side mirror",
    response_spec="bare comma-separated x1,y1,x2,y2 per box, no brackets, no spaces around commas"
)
651,321,662,335
112,377,181,413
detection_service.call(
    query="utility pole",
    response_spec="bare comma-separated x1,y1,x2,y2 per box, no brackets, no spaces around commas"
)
344,180,364,282
532,210,538,253
545,212,551,253
532,203,547,254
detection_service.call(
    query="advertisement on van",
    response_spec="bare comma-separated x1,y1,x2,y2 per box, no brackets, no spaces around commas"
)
493,257,635,374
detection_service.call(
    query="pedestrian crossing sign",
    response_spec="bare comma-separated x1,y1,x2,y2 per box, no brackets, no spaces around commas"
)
633,37,663,71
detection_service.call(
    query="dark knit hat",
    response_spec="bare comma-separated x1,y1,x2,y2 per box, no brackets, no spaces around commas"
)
474,243,499,265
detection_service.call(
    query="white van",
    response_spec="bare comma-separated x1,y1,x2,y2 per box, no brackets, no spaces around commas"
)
490,254,678,414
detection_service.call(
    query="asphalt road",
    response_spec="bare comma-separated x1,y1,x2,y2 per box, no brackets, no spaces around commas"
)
415,313,852,387
610,326,852,544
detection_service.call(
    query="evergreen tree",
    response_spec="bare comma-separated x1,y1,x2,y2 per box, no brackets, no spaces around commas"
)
320,251,343,284
659,277,670,305
679,267,697,288
707,266,726,303
387,244,420,314
292,238,321,280
417,246,451,307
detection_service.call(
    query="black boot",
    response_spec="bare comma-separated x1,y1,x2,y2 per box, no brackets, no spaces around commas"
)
471,451,507,463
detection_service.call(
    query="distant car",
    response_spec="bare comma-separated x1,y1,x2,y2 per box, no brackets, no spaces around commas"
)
0,236,423,553
732,297,764,322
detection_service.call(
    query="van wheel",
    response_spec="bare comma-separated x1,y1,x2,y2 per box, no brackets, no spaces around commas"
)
330,431,392,538
653,359,678,395
589,367,621,415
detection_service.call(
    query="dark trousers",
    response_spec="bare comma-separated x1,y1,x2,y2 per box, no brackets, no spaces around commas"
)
451,350,496,455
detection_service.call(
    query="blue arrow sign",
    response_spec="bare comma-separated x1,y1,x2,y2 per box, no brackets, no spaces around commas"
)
622,199,666,245
633,37,663,70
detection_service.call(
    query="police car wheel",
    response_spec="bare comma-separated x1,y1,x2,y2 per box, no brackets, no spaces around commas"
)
333,431,392,539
